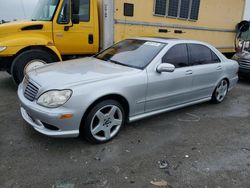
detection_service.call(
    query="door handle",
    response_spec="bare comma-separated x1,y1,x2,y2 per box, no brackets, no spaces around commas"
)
216,65,222,70
185,70,193,75
88,34,94,44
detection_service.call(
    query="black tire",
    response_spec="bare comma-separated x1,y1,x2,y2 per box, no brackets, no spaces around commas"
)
211,79,228,104
11,49,57,84
82,100,125,144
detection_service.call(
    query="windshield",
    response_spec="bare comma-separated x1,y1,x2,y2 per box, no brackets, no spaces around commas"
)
31,0,59,21
95,39,166,69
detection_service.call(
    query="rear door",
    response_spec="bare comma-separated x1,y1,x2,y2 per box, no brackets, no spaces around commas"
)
146,44,194,112
187,44,222,100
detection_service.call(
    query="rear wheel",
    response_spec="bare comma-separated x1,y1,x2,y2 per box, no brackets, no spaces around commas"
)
211,79,228,103
11,49,57,84
83,100,125,144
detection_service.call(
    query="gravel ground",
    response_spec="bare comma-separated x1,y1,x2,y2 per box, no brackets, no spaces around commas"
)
0,72,250,188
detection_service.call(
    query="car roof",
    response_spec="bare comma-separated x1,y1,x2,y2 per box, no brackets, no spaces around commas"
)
128,37,226,59
129,37,207,45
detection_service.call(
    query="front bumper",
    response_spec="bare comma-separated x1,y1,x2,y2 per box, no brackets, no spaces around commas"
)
18,85,80,138
239,67,250,77
238,60,250,77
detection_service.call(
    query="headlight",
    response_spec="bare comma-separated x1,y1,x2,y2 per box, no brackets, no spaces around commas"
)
37,90,72,108
0,46,7,52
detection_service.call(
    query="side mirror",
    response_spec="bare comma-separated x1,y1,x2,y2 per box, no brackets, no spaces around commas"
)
72,0,80,24
156,63,175,73
72,14,80,24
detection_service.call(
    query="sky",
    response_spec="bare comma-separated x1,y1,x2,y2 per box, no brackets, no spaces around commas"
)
0,0,38,21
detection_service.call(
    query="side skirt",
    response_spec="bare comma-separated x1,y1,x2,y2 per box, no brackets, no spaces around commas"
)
129,97,211,123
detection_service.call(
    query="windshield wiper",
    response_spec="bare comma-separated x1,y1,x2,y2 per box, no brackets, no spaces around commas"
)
109,59,131,68
109,59,141,69
95,57,141,69
109,59,124,65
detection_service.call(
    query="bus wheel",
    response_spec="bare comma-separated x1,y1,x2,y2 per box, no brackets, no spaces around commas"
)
11,49,57,84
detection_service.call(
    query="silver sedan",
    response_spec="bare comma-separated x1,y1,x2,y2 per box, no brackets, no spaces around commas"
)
18,38,239,143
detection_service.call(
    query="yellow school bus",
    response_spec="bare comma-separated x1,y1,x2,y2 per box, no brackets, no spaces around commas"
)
0,0,246,83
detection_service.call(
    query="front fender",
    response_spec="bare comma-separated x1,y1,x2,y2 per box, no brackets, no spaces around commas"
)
0,35,62,61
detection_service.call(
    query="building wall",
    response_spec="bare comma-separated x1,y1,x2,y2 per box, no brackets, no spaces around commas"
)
113,0,245,52
114,0,244,29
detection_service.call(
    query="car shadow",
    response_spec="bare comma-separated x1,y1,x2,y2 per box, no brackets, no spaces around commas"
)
238,77,250,85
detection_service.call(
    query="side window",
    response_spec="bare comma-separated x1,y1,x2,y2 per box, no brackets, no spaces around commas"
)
188,44,212,65
58,0,70,24
162,44,189,68
79,0,90,22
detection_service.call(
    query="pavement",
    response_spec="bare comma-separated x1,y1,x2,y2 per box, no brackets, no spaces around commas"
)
0,72,250,188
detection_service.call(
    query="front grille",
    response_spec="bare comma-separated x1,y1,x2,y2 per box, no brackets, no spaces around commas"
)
240,60,250,64
239,60,250,69
23,78,39,101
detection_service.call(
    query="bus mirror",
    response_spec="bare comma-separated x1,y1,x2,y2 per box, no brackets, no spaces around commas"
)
72,0,80,14
72,14,80,24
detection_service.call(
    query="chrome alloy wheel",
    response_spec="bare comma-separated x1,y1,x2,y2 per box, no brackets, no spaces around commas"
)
90,105,123,141
215,80,228,102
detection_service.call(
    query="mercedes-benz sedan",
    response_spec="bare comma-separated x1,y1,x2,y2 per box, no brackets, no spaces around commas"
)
18,38,239,143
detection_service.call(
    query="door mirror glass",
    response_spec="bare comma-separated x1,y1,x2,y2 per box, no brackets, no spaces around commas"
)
72,14,80,24
71,0,80,24
72,0,80,14
157,63,175,73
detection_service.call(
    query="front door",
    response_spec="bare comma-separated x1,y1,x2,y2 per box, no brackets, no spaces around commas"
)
146,44,194,112
53,0,95,55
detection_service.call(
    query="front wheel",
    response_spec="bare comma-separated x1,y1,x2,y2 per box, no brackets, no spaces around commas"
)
211,79,228,103
11,49,57,84
83,100,125,144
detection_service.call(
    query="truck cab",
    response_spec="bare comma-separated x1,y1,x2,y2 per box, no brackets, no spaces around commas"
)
0,0,99,84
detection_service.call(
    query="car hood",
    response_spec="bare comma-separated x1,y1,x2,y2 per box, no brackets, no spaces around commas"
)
233,52,250,62
27,57,139,88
